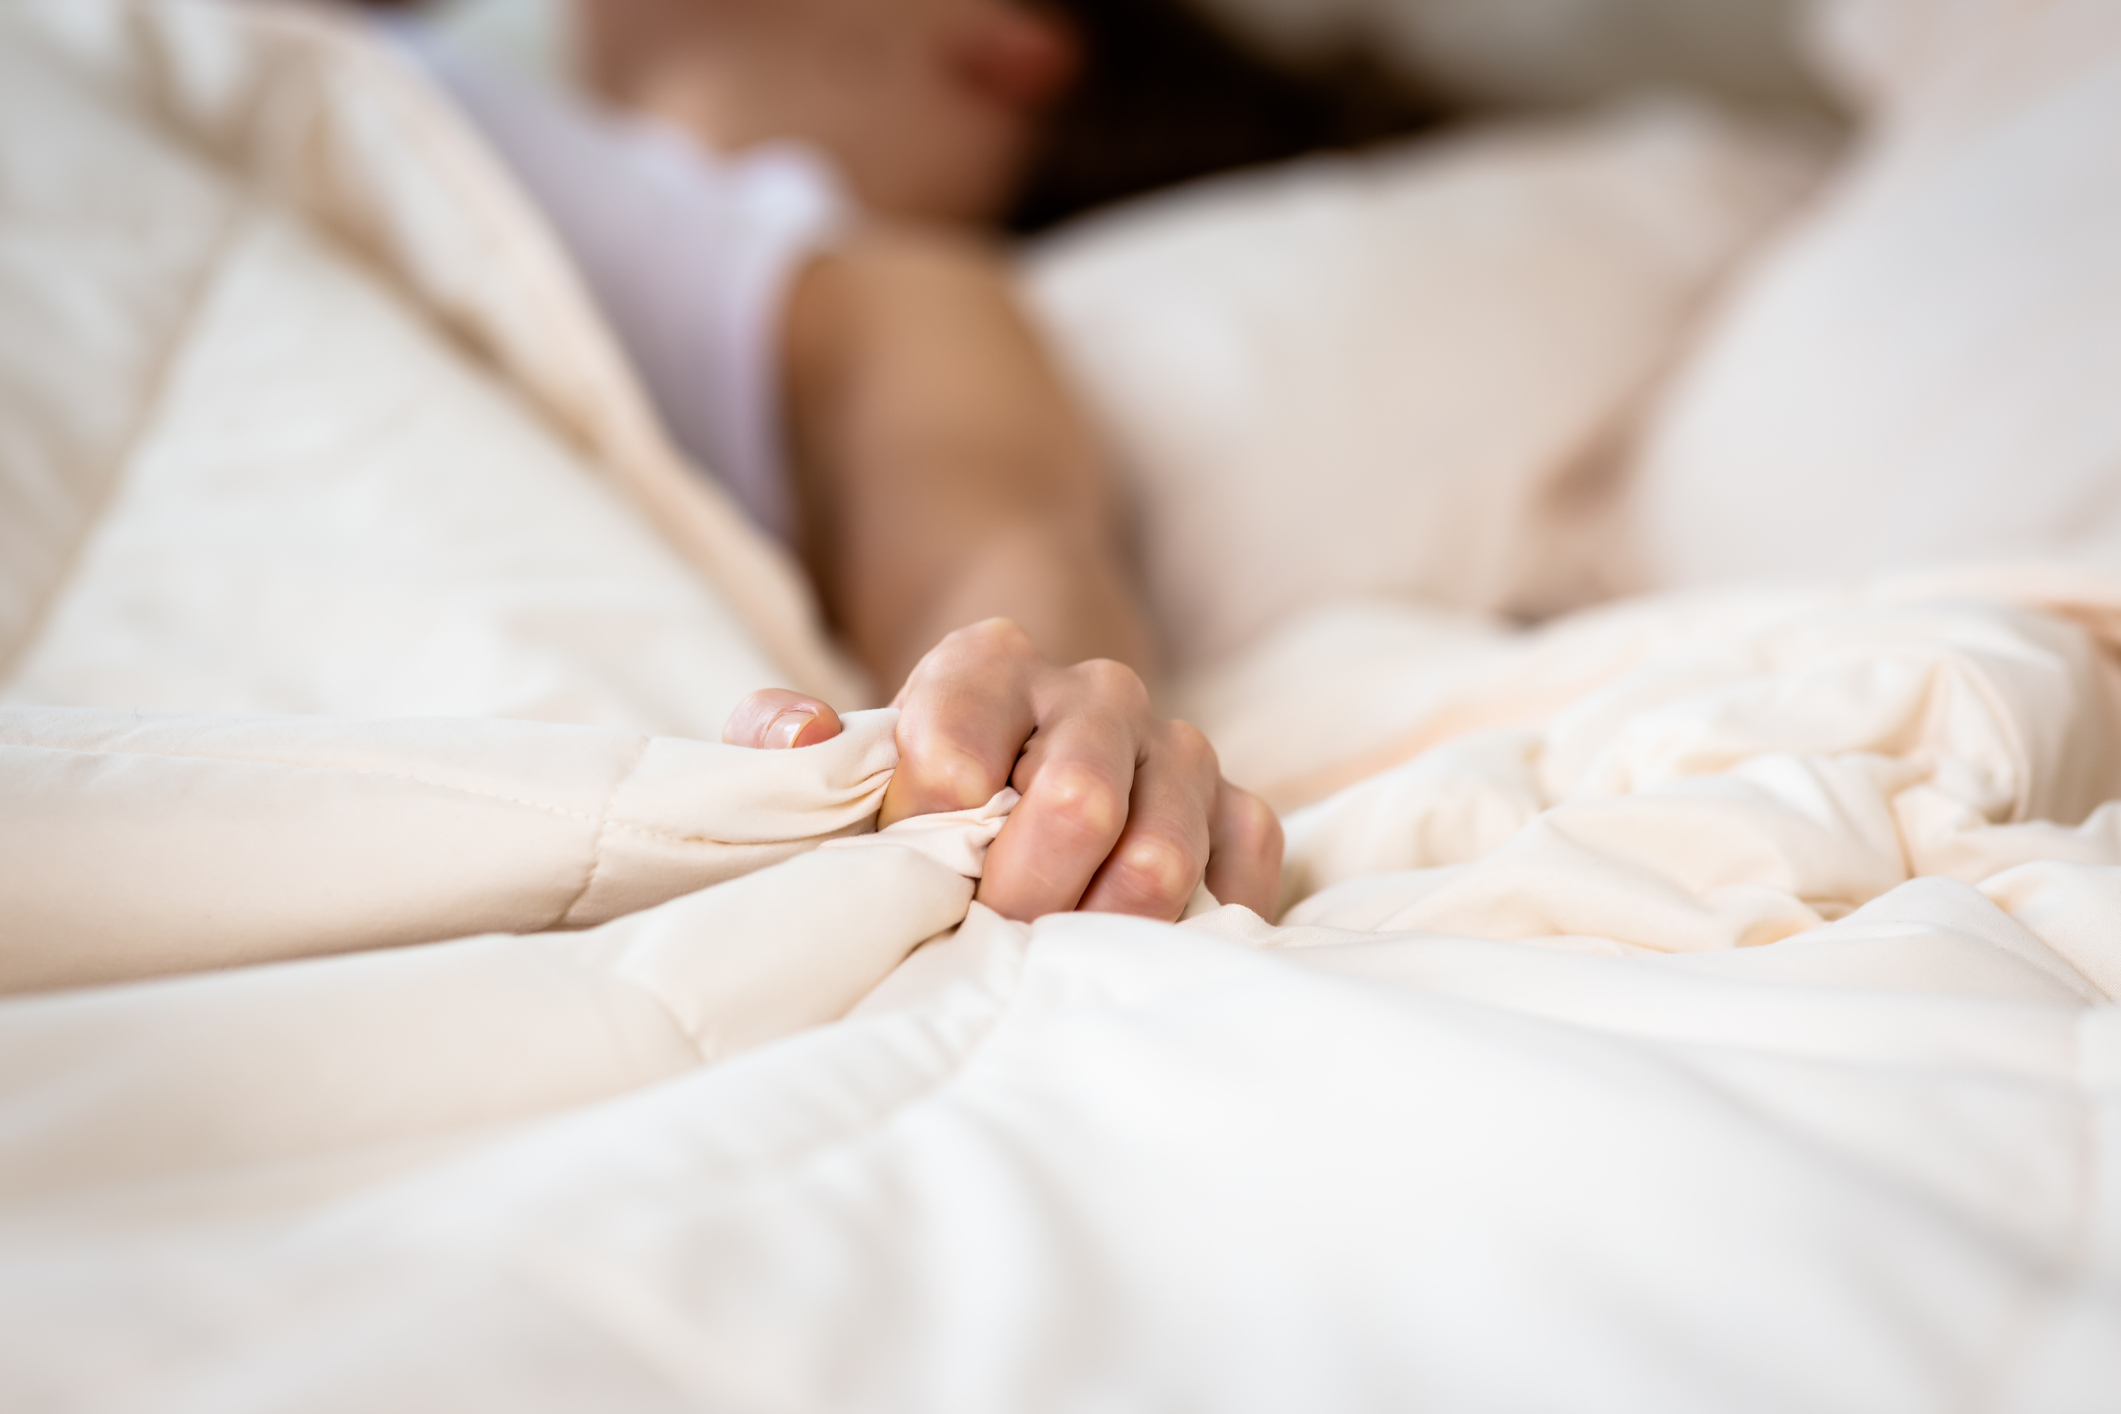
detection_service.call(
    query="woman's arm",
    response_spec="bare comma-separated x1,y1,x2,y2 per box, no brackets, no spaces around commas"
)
781,225,1152,693
755,227,1281,922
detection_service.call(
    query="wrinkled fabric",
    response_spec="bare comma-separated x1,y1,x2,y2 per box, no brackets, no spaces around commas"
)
4,2,2121,1410
0,706,902,992
9,576,2121,1410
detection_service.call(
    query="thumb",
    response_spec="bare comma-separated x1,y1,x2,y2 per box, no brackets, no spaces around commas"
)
721,689,845,749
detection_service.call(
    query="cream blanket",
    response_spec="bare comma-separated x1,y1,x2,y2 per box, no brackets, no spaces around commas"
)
2,2,2118,1409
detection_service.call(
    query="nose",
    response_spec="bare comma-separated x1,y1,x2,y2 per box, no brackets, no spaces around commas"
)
959,3,1081,112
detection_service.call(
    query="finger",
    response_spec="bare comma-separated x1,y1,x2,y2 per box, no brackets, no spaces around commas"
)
721,689,844,749
1075,719,1219,920
1203,782,1284,917
881,620,1040,826
977,662,1152,919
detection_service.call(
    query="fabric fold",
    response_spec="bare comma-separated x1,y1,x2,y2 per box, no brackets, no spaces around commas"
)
0,773,1014,1208
0,707,902,993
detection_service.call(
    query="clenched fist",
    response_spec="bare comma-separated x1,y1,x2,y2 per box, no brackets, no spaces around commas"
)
723,619,1281,920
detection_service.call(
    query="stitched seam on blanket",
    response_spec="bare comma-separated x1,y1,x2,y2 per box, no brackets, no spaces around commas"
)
0,196,252,687
3,738,874,850
553,736,651,930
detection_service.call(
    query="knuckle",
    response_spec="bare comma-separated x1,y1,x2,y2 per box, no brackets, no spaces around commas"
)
951,617,1036,660
1111,833,1202,911
1070,658,1148,712
1031,760,1127,843
1162,719,1216,770
901,742,1005,811
1224,790,1285,865
1240,794,1286,860
910,620,1039,696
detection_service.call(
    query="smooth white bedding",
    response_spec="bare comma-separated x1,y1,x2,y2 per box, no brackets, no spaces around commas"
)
3,1,2119,1409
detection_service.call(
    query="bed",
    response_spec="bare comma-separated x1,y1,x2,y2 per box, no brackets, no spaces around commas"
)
4,0,2119,1408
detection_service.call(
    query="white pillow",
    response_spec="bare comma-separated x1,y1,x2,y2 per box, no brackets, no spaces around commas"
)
1626,0,2121,592
1023,101,1823,670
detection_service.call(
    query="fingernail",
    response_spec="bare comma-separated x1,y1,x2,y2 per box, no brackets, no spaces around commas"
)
768,708,817,749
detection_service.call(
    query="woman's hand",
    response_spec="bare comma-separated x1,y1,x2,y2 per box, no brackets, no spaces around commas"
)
724,619,1282,921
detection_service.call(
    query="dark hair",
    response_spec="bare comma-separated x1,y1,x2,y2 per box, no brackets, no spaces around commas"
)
1008,0,1439,233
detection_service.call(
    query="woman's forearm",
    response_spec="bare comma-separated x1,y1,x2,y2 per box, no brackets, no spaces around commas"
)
761,228,1280,926
890,516,1149,690
782,228,1154,694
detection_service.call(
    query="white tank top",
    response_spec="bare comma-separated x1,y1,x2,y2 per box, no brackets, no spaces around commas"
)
391,17,853,545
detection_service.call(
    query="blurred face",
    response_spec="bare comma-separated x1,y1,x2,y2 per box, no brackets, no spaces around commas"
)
582,0,1080,223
